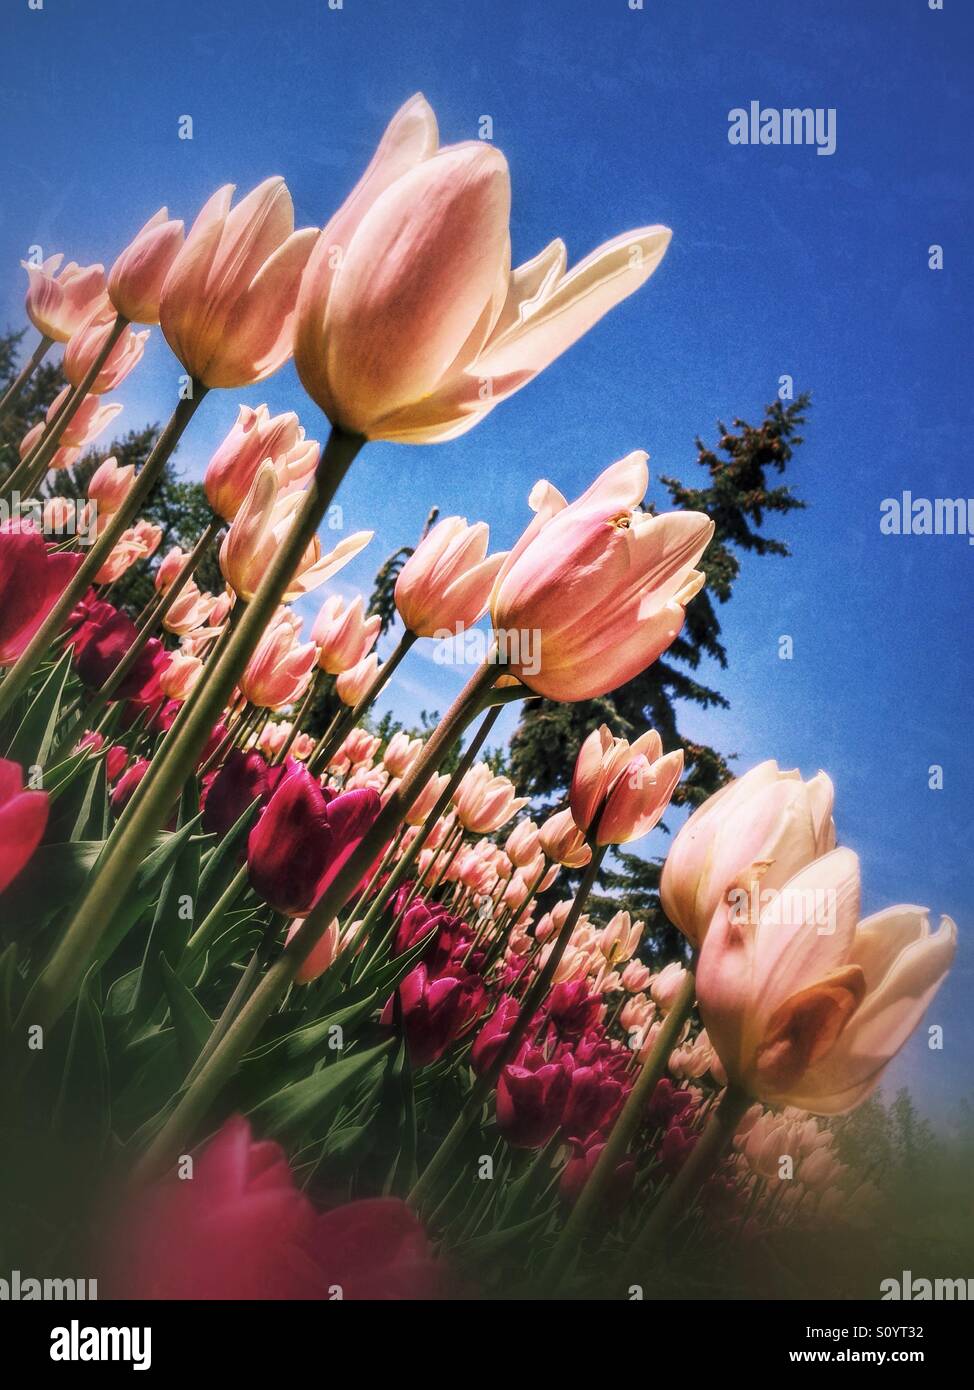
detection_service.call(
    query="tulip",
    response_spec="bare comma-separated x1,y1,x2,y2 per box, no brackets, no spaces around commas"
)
538,808,591,868
394,517,506,636
153,546,188,594
0,524,83,667
311,592,381,675
200,749,277,839
247,765,380,916
64,305,150,394
383,962,486,1067
0,757,49,894
159,649,203,702
39,388,124,450
42,497,77,535
660,760,837,949
650,961,690,1013
204,404,319,522
108,208,185,324
595,749,684,846
453,762,528,834
334,653,379,707
159,178,318,388
470,1000,530,1082
599,911,642,966
404,771,450,826
294,95,672,443
103,1115,441,1299
332,729,381,770
497,1047,572,1149
490,455,712,700
560,1141,634,1214
696,846,957,1113
162,584,218,637
18,420,79,472
621,960,652,993
86,457,136,515
561,1062,625,1144
239,610,317,709
505,818,540,868
547,981,603,1038
21,255,107,341
111,758,156,817
219,462,372,602
72,601,168,700
382,731,424,777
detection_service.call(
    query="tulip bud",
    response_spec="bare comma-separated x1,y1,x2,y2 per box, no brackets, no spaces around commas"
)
394,517,506,637
108,208,185,324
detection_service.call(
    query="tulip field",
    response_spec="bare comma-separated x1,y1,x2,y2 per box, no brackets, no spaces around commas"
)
0,80,963,1309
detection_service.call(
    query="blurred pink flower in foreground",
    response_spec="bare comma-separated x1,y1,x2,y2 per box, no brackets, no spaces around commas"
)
103,1115,442,1299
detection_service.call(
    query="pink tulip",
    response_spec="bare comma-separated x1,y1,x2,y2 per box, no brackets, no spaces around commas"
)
239,610,317,710
161,584,217,637
219,463,372,602
491,454,713,701
594,748,684,846
159,178,318,388
21,255,108,341
311,592,381,675
153,545,187,594
538,808,591,868
395,517,506,636
87,456,135,514
332,728,381,769
650,961,690,1013
41,387,123,449
696,846,956,1113
159,649,203,702
453,762,528,834
660,760,837,949
204,404,319,522
63,305,149,394
0,757,49,893
599,910,642,965
404,771,450,826
382,731,423,777
334,652,379,707
294,95,672,442
505,818,540,867
108,208,185,324
571,725,665,830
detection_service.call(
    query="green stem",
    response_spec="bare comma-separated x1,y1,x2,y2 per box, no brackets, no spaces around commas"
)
626,1083,751,1281
544,956,698,1283
182,861,251,968
4,315,128,498
133,657,499,1183
187,914,282,1083
0,333,53,423
0,390,206,722
19,426,364,1032
407,843,608,1212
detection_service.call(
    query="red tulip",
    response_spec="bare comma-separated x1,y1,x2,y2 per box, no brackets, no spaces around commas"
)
560,1140,635,1214
201,749,276,838
247,764,380,916
382,962,486,1067
0,524,83,667
497,1046,572,1149
0,758,49,894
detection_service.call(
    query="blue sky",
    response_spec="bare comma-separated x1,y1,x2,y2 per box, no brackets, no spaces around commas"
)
2,0,971,1117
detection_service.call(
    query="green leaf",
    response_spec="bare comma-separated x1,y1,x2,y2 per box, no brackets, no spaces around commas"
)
249,1040,393,1140
158,954,212,1071
0,840,103,932
4,648,74,769
52,968,111,1150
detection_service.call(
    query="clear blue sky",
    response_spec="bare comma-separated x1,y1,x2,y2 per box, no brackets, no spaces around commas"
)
2,0,971,1118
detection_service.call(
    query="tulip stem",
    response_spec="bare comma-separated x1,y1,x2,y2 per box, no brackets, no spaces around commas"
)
187,913,282,1083
182,862,250,968
132,657,500,1185
4,315,128,499
270,671,321,766
543,956,698,1286
19,425,364,1034
407,843,608,1214
0,390,207,725
626,1082,750,1283
0,333,53,424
